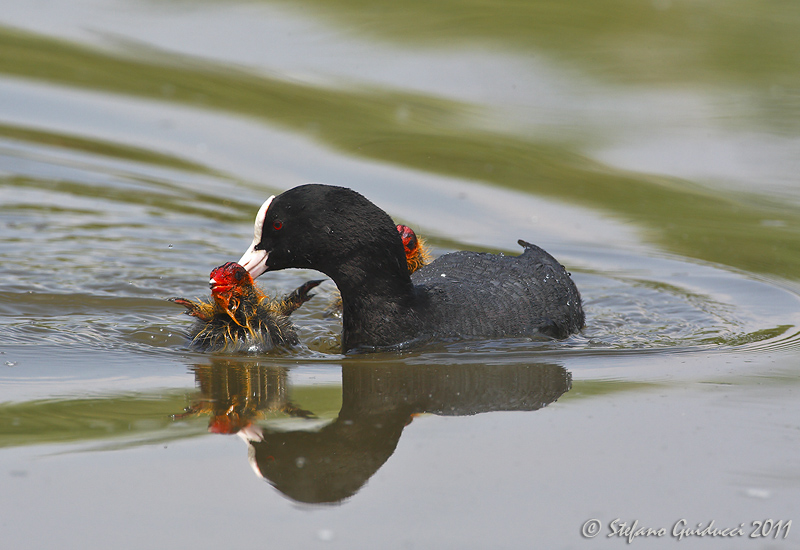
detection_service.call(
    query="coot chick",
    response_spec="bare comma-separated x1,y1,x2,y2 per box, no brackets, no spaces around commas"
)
397,224,431,274
325,224,431,317
171,262,321,352
238,184,584,353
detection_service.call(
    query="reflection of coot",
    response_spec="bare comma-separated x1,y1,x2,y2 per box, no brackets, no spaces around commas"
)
242,406,409,505
238,184,584,352
339,362,572,417
242,362,571,504
170,262,320,352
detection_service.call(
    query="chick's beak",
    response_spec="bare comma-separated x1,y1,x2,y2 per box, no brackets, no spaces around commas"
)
209,276,223,293
210,281,234,313
209,277,234,299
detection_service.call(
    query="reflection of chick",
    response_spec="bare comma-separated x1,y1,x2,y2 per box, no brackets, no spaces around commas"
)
173,362,315,434
325,225,431,317
171,262,321,352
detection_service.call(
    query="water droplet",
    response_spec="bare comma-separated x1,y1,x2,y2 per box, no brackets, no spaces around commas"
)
295,456,306,468
168,244,174,249
5,361,17,367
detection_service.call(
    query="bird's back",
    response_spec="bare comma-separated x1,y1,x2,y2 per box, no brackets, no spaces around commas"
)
411,241,584,340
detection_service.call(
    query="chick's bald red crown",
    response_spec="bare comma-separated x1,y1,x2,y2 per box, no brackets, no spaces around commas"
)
209,262,253,295
397,225,419,257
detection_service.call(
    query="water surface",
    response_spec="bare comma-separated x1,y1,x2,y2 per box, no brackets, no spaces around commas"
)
1,1,800,548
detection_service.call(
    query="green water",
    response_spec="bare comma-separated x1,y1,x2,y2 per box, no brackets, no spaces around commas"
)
1,1,799,548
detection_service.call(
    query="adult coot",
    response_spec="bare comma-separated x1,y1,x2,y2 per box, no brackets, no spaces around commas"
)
238,184,584,352
171,262,321,352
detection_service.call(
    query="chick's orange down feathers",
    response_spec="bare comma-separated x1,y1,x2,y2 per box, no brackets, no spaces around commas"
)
171,262,321,352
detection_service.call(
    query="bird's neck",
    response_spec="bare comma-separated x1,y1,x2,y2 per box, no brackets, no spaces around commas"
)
329,254,420,351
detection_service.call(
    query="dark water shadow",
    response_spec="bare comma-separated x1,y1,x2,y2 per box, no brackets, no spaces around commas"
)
177,359,571,504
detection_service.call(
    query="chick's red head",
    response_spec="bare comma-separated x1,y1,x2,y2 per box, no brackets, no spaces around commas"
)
209,262,253,294
396,224,419,258
209,262,253,311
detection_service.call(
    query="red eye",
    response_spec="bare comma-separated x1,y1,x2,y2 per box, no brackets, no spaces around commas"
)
272,221,283,231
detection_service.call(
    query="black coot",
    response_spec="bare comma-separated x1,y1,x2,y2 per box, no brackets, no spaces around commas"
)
238,184,584,352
